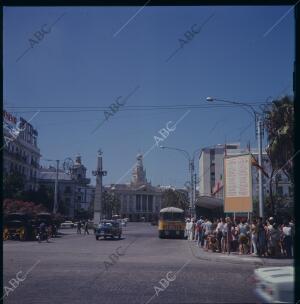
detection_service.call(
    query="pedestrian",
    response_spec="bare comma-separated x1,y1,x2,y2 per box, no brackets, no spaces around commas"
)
282,220,292,258
231,223,239,252
185,219,192,240
203,218,212,251
77,221,82,234
196,217,204,247
191,218,196,241
289,218,295,257
257,218,267,256
195,219,200,242
238,219,249,255
84,221,89,235
226,217,233,254
267,218,280,257
216,218,224,253
250,219,258,255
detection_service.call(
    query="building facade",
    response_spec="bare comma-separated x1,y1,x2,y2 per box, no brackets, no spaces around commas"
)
38,155,95,218
3,110,41,191
105,154,163,222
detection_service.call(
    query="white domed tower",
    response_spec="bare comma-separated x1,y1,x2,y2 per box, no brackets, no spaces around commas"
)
71,154,87,181
131,153,147,186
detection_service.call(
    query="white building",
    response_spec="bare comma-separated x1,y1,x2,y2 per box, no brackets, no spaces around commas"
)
105,154,163,221
199,143,292,202
3,110,41,191
38,155,95,218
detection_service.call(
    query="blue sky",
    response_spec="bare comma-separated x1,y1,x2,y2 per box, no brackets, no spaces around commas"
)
4,6,294,187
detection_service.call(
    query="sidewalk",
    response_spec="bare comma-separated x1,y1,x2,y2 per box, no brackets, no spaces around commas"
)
188,240,294,267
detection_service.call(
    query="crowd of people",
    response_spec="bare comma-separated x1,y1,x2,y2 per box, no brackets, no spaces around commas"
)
185,216,294,258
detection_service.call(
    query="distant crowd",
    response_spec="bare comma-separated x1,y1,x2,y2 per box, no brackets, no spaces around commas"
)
185,216,294,258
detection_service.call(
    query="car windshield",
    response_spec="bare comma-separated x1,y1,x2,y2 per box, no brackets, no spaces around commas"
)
100,222,112,227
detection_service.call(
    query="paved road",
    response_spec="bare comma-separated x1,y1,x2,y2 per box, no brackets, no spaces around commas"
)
4,223,265,304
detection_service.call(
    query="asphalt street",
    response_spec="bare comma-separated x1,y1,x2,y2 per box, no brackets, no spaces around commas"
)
3,222,270,304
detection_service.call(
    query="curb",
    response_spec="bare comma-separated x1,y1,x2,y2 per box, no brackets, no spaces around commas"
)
188,241,293,267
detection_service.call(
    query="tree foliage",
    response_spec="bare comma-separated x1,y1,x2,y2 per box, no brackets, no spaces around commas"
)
161,189,189,211
263,95,294,182
3,199,47,215
3,172,25,199
263,95,294,215
101,191,121,219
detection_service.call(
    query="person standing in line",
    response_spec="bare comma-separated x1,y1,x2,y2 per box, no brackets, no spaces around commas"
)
194,219,200,243
289,218,295,257
196,217,203,246
185,219,192,240
204,218,212,251
77,221,82,234
282,221,292,258
221,220,228,253
267,218,280,257
216,218,224,253
225,217,233,254
238,219,249,255
250,219,258,256
191,218,196,241
257,217,267,257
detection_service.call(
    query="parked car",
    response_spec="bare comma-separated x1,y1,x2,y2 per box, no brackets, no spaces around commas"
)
60,221,74,229
95,220,122,240
253,266,294,303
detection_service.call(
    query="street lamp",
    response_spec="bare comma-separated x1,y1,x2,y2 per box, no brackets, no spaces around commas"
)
43,157,75,214
160,146,202,217
205,96,265,218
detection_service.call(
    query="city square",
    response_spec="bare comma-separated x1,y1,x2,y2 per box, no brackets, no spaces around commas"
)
3,4,297,304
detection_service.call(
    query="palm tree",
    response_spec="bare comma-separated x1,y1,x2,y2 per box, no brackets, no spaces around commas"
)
263,95,294,214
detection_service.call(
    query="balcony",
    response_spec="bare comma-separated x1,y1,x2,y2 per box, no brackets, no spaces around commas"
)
5,150,27,163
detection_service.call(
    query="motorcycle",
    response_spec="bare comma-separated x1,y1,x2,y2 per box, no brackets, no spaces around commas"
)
36,229,50,243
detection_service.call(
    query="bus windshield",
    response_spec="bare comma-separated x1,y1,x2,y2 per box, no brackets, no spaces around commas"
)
160,212,184,221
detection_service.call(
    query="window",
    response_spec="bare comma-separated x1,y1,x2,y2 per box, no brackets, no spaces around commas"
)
148,195,153,212
65,186,71,194
277,186,283,196
142,195,147,211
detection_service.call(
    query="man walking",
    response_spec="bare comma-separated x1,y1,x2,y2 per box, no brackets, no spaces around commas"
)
77,221,82,234
84,221,89,235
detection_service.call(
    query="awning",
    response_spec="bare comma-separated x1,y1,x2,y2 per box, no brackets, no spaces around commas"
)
196,196,223,209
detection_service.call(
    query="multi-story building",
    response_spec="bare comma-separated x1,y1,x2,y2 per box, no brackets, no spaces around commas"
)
3,110,41,191
198,143,292,202
38,155,95,218
105,154,163,222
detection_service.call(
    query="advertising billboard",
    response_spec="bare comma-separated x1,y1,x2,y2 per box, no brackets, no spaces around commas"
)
224,154,253,213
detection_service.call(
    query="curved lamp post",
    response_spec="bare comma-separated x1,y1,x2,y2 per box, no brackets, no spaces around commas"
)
205,96,265,218
160,146,202,217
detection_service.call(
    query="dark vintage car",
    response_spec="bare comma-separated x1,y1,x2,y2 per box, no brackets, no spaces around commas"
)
95,220,122,240
3,213,36,241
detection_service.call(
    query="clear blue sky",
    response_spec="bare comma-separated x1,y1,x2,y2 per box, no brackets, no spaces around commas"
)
4,6,294,187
